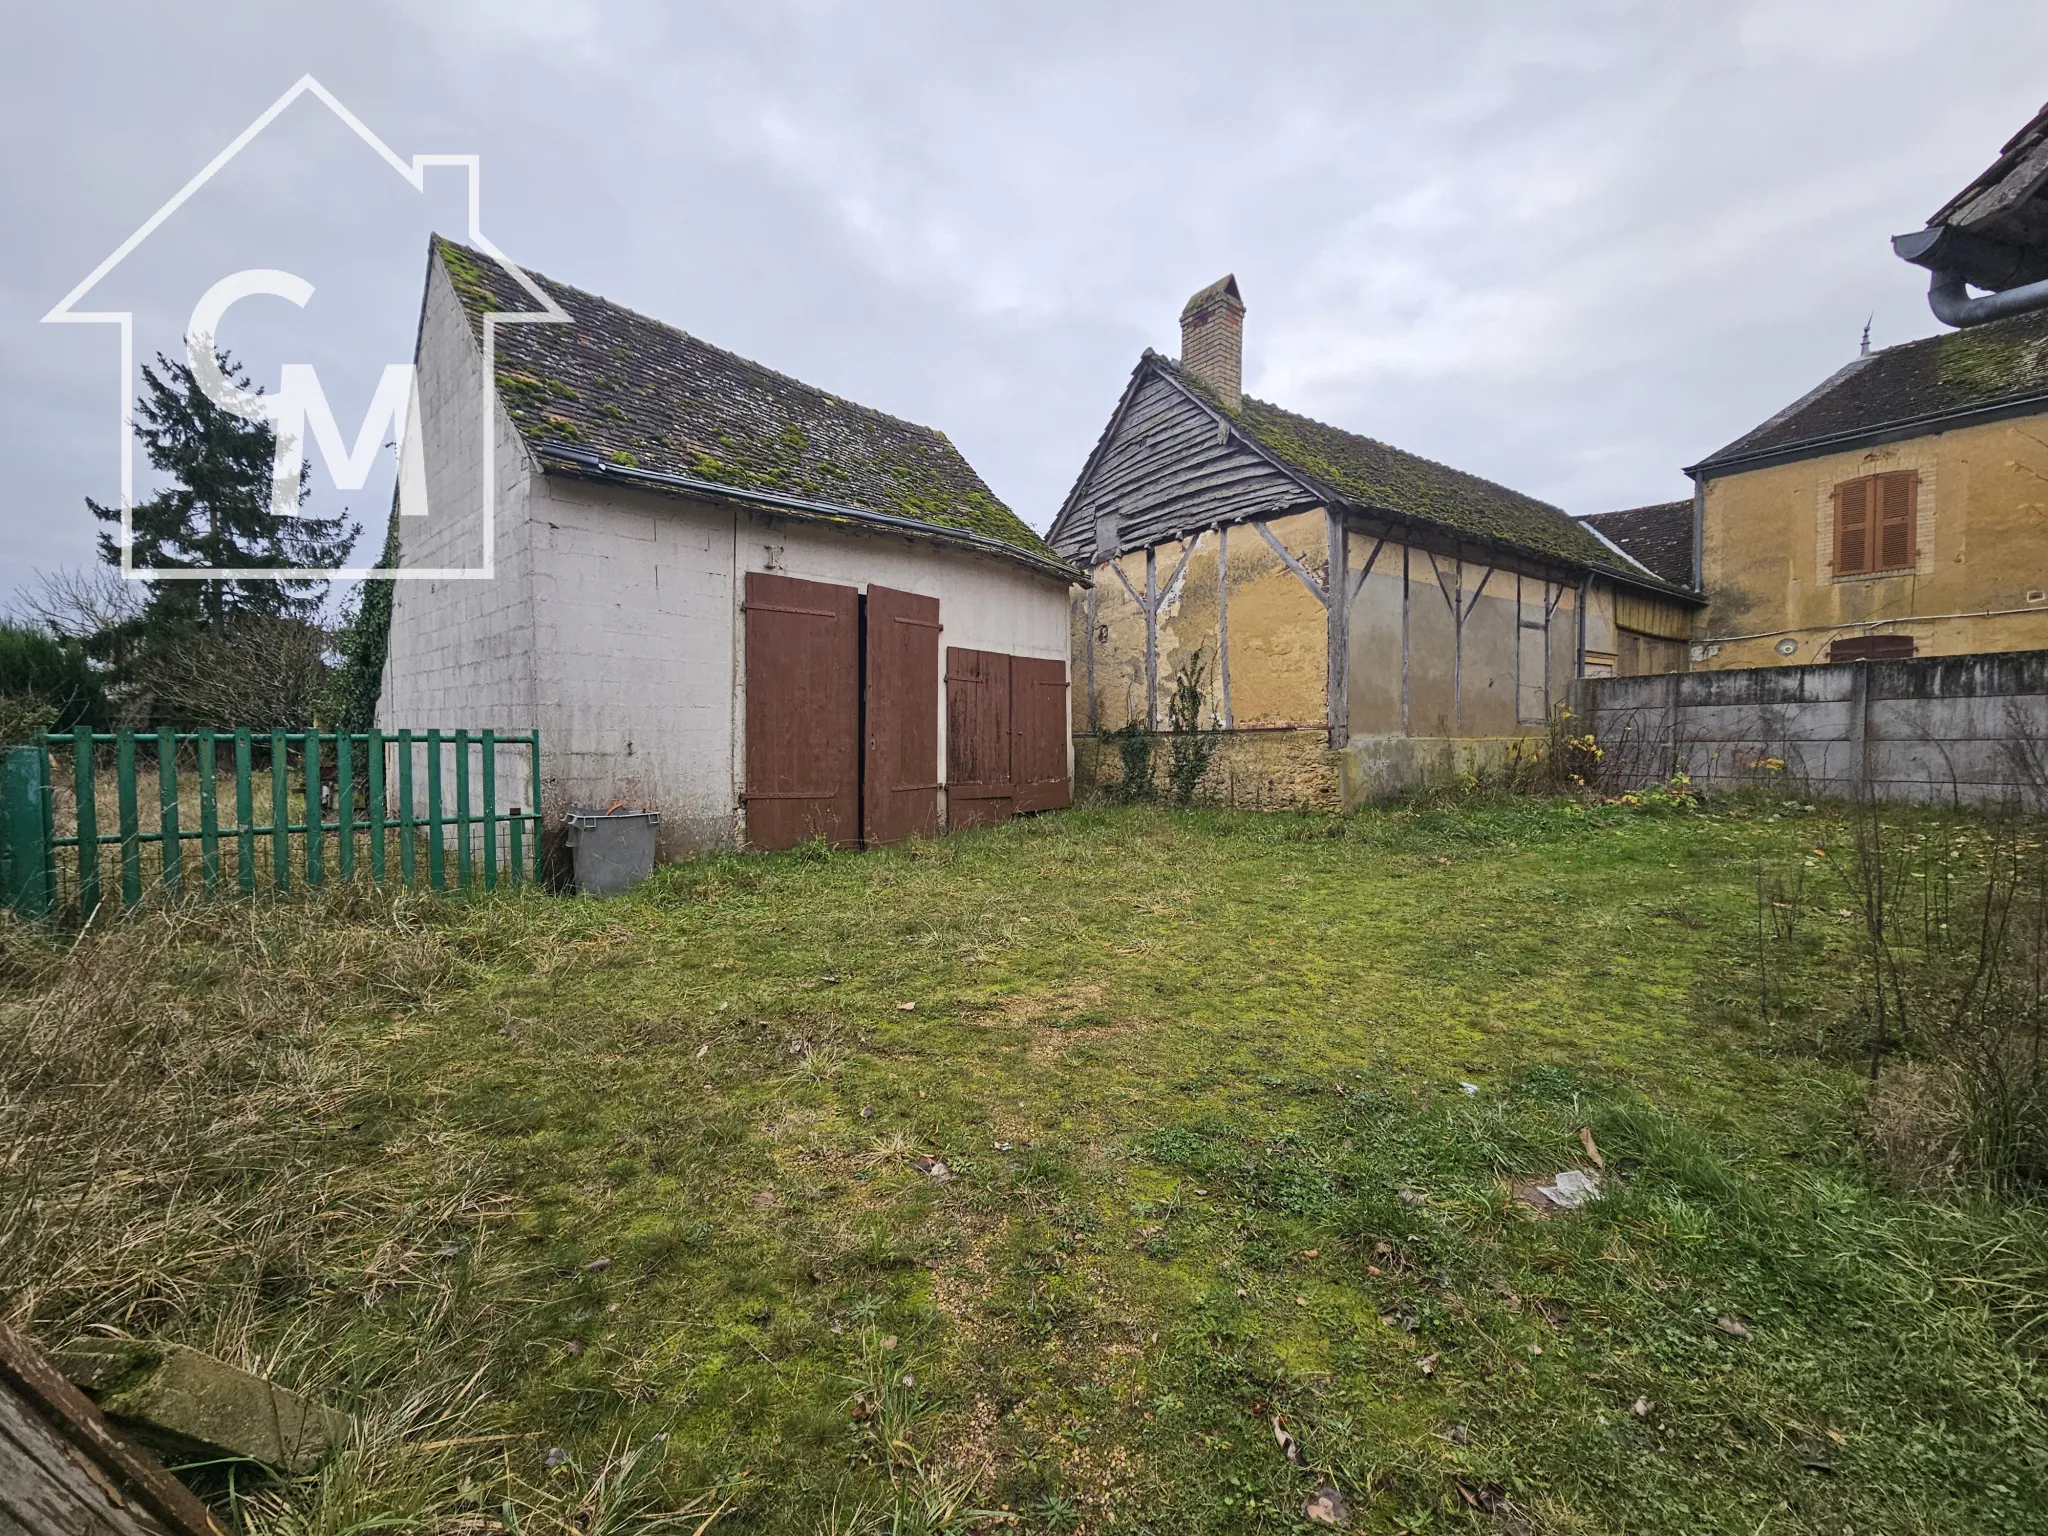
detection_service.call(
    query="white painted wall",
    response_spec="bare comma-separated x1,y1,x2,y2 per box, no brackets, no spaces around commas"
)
377,258,540,821
527,478,1072,856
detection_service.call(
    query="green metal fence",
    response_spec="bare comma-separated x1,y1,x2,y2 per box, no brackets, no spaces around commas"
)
0,728,542,921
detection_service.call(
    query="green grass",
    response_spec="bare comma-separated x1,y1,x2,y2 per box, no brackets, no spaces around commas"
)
5,799,2046,1534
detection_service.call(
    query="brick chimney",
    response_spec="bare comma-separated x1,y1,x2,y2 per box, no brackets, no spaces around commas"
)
1179,274,1245,411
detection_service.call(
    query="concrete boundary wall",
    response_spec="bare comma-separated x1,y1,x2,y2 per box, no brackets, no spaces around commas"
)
1569,651,2048,806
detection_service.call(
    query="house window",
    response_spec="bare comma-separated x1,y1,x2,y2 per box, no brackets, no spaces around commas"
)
1833,471,1917,576
1828,634,1915,663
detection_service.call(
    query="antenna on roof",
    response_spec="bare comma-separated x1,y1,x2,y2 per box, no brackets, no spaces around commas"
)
1860,314,1873,356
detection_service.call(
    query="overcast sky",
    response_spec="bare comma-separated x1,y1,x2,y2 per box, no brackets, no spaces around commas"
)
4,2,2045,607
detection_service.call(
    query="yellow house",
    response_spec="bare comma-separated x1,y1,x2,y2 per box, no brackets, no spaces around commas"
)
1689,100,2048,670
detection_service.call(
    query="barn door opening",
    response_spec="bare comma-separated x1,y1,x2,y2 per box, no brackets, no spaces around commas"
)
1011,657,1072,813
945,648,1013,830
744,571,860,850
863,585,941,845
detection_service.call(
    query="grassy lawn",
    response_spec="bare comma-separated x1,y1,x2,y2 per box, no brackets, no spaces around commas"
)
5,799,2046,1534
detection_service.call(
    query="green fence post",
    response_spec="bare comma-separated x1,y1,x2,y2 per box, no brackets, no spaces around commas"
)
198,730,220,894
337,733,355,882
271,730,290,892
368,731,386,884
530,731,544,884
0,746,54,920
236,730,255,894
73,725,99,920
305,732,323,887
481,729,498,891
157,728,181,899
116,731,141,910
454,730,472,891
398,730,416,888
508,808,523,889
426,730,444,891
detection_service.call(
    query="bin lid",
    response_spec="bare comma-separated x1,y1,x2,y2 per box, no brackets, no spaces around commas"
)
565,805,661,828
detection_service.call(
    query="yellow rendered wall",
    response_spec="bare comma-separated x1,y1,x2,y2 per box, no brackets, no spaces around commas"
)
1698,413,2048,669
1075,510,1329,732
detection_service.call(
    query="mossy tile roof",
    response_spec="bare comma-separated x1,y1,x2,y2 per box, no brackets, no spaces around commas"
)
432,238,1056,563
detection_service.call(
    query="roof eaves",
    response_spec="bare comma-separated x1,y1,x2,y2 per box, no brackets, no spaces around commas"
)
1688,385,2048,478
535,445,1085,586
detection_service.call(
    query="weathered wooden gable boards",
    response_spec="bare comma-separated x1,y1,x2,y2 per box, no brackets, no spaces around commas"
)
1058,372,1306,560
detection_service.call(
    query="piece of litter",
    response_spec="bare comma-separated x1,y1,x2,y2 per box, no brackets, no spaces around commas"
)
1440,1423,1471,1446
1301,1249,1319,1259
880,1335,898,1351
896,1002,917,1012
1294,1295,1308,1307
1526,1343,1542,1356
911,1155,954,1181
695,1043,710,1059
1578,1126,1606,1169
543,1447,568,1471
1459,1081,1480,1096
1272,1416,1302,1464
1235,1288,1248,1300
1303,1483,1350,1527
583,1257,612,1273
433,1242,462,1259
1396,1187,1428,1206
1194,1187,1209,1195
1536,1168,1602,1209
1417,1352,1439,1375
562,1341,583,1357
1714,1315,1753,1339
859,1105,872,1118
1631,1397,1653,1419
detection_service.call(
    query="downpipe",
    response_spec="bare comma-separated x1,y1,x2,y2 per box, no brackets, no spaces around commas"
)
1927,267,2048,328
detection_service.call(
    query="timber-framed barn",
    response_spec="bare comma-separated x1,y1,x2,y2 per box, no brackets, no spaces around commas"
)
1046,276,1701,806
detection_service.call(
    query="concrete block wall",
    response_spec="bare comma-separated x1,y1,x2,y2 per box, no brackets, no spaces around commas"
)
1571,649,2048,805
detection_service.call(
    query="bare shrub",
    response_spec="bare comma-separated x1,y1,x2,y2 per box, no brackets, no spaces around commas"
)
1840,800,2048,1193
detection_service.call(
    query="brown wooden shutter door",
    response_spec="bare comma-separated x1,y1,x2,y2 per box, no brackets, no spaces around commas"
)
1878,471,1916,571
945,648,1013,830
1835,478,1870,575
1010,657,1072,814
863,586,942,846
743,571,860,851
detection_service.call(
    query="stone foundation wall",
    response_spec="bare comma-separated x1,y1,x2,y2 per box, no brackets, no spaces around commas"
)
1074,729,1341,811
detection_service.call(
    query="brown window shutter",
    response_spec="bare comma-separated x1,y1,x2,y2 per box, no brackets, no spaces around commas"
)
1877,470,1916,570
1835,477,1870,575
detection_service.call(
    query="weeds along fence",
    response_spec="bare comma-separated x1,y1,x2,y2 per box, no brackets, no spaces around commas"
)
0,728,541,921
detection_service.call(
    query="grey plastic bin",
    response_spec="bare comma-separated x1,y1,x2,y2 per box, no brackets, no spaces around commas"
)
564,808,660,896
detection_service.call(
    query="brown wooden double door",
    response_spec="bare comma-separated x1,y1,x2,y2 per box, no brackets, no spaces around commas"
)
944,648,1071,829
743,571,1066,850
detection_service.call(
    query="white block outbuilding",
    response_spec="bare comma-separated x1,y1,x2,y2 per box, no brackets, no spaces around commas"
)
376,239,1079,860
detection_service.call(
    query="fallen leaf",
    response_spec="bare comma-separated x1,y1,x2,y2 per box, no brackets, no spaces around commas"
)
1714,1315,1753,1339
1824,1427,1846,1446
897,1002,917,1012
1303,1484,1350,1527
1295,1295,1308,1307
1578,1126,1606,1169
1631,1397,1653,1419
911,1155,955,1181
695,1043,709,1059
583,1256,612,1273
880,1335,898,1351
1272,1416,1302,1464
1416,1353,1439,1375
562,1341,583,1357
1440,1423,1471,1446
1301,1248,1319,1259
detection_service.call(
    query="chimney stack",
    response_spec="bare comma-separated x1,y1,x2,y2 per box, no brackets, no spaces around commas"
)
1179,275,1245,411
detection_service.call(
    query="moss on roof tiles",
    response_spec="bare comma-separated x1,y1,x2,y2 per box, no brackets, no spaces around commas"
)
1157,355,1625,573
1702,306,2048,468
431,237,1056,562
